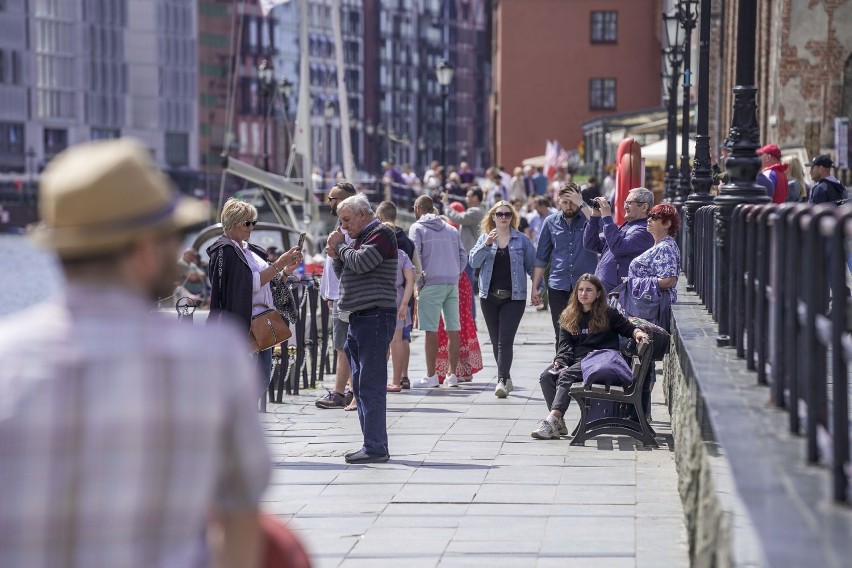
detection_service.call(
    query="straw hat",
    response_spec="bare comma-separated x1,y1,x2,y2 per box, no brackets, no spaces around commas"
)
30,138,209,259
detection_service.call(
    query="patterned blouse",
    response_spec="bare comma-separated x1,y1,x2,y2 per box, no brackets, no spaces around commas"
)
627,236,681,303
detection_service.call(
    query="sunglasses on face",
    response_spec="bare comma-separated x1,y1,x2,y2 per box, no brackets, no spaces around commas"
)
648,213,661,221
243,220,258,227
494,211,512,219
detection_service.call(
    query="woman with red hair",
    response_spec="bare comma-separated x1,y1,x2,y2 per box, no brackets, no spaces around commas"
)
624,203,681,420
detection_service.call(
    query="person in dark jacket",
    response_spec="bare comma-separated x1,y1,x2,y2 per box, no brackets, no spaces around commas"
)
807,155,848,204
531,273,648,440
207,198,302,391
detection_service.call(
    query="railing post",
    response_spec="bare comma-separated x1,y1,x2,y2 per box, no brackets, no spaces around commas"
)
831,209,851,502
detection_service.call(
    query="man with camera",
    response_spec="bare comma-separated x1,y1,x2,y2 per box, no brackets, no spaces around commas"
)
531,183,599,343
577,186,655,294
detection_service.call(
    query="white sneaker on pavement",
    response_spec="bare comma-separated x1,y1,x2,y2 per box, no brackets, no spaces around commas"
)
494,378,508,398
443,374,459,387
555,416,569,436
414,374,439,388
531,418,560,440
506,378,514,393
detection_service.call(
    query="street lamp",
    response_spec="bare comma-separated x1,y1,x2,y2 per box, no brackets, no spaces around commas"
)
683,0,716,288
674,0,699,207
713,0,769,342
349,113,360,170
435,58,454,188
324,100,335,184
256,59,275,171
376,122,386,170
278,77,293,175
662,11,683,202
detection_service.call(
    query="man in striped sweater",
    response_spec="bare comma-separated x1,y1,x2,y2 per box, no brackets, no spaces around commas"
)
326,194,398,463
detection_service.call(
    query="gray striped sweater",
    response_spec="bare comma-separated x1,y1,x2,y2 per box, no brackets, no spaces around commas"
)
333,220,398,313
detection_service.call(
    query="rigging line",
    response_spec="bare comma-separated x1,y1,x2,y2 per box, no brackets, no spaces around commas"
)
218,0,247,216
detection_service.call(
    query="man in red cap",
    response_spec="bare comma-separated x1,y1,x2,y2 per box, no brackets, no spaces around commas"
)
756,143,788,203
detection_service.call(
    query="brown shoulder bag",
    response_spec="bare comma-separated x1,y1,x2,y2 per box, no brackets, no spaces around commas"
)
249,303,292,353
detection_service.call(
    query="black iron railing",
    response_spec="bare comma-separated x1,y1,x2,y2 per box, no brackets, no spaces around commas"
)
691,202,851,503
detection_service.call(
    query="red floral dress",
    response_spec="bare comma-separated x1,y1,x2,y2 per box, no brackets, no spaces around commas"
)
436,273,483,381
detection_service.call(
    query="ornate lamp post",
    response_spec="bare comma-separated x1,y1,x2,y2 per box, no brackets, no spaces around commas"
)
435,59,454,188
662,11,682,202
349,113,360,171
683,0,716,288
376,122,386,170
324,100,335,183
674,0,699,207
278,76,293,175
417,137,426,171
714,0,770,341
256,59,275,171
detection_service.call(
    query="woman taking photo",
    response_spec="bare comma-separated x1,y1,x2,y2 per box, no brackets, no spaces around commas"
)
532,274,649,440
469,200,536,398
207,198,302,391
624,203,681,419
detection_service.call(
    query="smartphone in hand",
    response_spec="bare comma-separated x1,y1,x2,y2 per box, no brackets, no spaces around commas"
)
297,232,306,250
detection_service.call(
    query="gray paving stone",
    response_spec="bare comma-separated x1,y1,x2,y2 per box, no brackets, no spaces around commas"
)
261,306,688,566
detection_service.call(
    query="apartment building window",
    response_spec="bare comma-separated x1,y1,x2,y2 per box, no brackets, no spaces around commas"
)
589,78,616,110
0,122,24,156
91,128,120,140
590,11,617,44
165,132,189,167
44,128,68,159
0,50,4,82
10,51,20,84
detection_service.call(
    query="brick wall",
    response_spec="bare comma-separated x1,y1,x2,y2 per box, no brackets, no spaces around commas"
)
718,0,852,156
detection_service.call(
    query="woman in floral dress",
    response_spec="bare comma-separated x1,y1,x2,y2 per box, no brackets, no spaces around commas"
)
435,203,483,383
626,203,681,419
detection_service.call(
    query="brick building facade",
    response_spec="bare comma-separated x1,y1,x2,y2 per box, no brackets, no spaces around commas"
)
716,0,852,163
491,0,663,171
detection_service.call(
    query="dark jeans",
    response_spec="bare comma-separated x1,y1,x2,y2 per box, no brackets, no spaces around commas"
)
253,347,273,396
547,286,572,345
479,296,526,380
344,307,396,456
539,362,582,414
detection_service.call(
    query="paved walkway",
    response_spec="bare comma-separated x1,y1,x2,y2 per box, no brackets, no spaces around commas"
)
260,306,689,568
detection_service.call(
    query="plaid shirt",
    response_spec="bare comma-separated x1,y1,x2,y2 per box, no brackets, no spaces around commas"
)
0,283,270,567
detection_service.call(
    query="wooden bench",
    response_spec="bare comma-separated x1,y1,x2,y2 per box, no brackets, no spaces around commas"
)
568,340,658,448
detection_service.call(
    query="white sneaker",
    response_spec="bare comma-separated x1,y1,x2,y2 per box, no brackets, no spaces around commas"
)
531,418,559,440
414,374,439,388
505,378,514,393
555,417,569,436
494,379,508,398
443,374,459,387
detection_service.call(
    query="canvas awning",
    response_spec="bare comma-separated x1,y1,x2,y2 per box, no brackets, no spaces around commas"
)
641,136,695,163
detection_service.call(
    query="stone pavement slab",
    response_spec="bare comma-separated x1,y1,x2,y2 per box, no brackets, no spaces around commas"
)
261,305,688,567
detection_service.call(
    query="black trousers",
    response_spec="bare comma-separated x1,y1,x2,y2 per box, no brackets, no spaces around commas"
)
539,362,582,414
479,296,526,380
546,286,572,345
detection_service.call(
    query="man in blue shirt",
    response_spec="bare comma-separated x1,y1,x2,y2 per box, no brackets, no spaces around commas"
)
531,183,599,342
578,186,655,293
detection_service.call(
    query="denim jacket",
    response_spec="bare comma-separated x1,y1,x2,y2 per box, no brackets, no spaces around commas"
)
469,228,536,300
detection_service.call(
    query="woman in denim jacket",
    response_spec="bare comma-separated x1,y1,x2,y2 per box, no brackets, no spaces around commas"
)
469,200,536,398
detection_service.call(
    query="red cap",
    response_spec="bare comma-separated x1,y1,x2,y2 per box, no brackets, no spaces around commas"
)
756,144,781,159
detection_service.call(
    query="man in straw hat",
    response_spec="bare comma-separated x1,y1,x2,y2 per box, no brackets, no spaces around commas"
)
0,139,273,567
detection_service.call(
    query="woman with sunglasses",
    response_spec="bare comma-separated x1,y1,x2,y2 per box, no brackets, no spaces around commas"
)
208,198,303,391
469,200,536,398
624,203,681,419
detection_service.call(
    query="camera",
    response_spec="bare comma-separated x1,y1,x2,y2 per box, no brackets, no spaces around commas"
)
590,201,601,209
